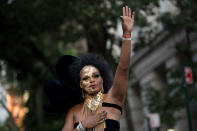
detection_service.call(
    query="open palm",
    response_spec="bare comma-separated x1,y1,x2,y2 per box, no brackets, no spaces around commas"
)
120,6,135,34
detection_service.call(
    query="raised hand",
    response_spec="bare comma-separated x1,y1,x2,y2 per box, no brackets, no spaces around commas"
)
120,6,135,34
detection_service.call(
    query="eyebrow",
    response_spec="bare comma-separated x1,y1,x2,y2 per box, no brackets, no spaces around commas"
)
82,71,99,78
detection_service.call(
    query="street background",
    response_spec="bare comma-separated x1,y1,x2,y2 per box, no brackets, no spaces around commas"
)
0,0,197,131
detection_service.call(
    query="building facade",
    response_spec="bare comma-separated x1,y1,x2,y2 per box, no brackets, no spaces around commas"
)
124,30,197,131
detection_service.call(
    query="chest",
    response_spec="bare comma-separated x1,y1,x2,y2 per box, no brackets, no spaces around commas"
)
73,104,121,123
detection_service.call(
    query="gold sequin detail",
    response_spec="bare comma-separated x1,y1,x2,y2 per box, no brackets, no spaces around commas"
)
84,91,104,111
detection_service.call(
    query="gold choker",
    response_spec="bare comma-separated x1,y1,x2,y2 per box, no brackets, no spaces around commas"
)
84,91,104,111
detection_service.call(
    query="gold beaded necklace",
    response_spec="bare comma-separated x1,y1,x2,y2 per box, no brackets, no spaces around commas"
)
84,91,104,111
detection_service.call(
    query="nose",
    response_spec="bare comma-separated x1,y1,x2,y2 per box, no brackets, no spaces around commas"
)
89,77,95,83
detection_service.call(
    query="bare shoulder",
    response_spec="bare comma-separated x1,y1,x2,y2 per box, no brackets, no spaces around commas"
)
62,103,83,131
70,102,83,112
68,103,83,123
65,103,83,119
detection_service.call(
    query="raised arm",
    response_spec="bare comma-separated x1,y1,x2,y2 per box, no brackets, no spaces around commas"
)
109,6,135,105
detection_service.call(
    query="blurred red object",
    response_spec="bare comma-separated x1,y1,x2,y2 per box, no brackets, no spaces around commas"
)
184,67,193,84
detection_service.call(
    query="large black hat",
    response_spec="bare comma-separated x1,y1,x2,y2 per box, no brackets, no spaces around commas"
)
44,53,113,114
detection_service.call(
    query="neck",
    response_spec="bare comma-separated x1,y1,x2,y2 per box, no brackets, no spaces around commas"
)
84,91,104,111
84,92,99,98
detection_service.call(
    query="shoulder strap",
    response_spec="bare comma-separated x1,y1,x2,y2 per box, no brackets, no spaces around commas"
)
102,102,123,114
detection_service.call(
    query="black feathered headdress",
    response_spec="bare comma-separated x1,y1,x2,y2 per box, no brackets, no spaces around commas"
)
44,53,113,114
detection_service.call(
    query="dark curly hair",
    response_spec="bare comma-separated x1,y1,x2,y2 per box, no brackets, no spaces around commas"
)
44,53,113,114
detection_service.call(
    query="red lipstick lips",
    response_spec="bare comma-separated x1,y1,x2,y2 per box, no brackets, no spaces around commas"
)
90,84,96,88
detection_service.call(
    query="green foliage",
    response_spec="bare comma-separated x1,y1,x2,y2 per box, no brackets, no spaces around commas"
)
0,0,180,130
158,12,177,30
133,0,197,52
143,41,197,128
176,43,193,64
0,122,9,131
142,2,197,127
143,69,184,127
158,0,197,31
0,117,19,131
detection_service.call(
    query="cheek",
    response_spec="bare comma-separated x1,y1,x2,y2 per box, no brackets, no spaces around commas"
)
81,82,94,92
98,81,102,86
98,78,103,85
81,81,90,88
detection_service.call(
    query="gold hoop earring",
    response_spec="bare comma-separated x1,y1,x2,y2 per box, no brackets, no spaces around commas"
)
81,90,85,98
101,87,104,93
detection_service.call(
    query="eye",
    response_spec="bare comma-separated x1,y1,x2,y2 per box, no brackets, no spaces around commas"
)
82,76,89,81
93,72,100,78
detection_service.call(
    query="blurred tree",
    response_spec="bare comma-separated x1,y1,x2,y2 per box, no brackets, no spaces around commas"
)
143,70,185,128
142,0,197,128
143,44,197,130
157,0,197,128
158,0,197,47
0,92,19,131
0,0,162,130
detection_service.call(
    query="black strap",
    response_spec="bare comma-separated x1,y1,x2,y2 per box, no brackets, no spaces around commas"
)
102,102,123,114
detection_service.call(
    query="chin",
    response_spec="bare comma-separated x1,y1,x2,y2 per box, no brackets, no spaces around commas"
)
87,88,102,95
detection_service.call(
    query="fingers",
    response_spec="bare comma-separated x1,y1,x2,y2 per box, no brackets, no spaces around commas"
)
97,119,104,124
129,8,131,17
122,6,133,18
96,111,107,124
132,11,135,20
125,6,128,16
122,6,128,16
98,111,106,117
97,111,107,120
122,7,125,16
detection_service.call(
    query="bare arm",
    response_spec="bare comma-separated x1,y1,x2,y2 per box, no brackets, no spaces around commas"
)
62,109,76,131
109,6,135,105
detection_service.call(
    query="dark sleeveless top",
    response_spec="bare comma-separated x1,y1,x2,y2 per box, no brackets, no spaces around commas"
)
74,102,122,131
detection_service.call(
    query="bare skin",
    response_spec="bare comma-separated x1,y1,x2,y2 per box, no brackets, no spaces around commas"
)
62,6,135,131
80,65,103,96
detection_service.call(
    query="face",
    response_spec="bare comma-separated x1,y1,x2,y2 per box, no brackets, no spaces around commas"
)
80,65,103,95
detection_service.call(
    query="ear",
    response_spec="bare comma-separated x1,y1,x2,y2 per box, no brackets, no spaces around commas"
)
80,81,83,89
101,86,104,93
